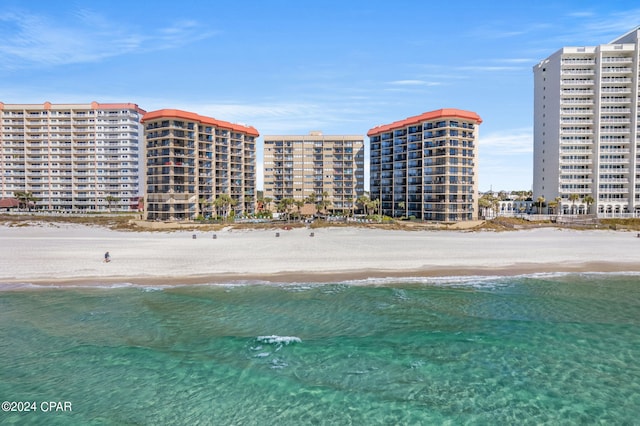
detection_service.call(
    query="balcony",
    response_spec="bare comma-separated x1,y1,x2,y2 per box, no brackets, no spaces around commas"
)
561,119,593,125
601,67,632,74
601,77,632,83
562,89,594,95
599,128,629,134
561,99,594,105
560,149,592,155
561,58,595,65
560,138,593,145
598,187,629,194
601,88,631,94
601,118,630,124
599,178,629,184
559,178,592,184
561,128,592,134
561,69,594,75
559,158,592,164
561,108,594,115
600,148,629,154
602,57,633,63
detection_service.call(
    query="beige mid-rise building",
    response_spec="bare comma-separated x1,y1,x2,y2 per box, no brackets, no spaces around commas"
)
263,131,365,214
0,101,145,212
142,109,258,221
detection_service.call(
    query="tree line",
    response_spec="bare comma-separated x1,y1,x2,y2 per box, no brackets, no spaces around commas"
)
479,191,596,217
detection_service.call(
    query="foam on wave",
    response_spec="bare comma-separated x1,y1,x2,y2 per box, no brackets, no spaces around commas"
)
2,271,639,292
256,335,302,345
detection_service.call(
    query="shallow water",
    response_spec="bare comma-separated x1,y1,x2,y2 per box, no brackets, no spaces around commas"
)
1,273,639,425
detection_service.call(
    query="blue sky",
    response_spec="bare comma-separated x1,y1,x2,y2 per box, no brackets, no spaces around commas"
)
1,1,639,192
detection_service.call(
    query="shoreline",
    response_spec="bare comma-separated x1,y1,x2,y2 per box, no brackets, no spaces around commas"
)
1,223,639,288
3,261,640,289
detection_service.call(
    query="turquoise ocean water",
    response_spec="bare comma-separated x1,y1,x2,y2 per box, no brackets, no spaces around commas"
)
1,273,640,425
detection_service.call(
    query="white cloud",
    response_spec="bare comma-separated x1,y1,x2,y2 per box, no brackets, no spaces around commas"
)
547,9,640,46
494,58,537,64
567,11,595,18
193,102,333,135
0,9,215,68
383,79,444,93
388,79,441,86
470,22,552,41
154,100,373,137
479,128,533,155
575,9,640,36
457,65,523,72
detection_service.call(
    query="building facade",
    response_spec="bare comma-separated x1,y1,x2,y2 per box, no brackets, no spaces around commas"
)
533,27,640,217
0,101,145,212
263,131,365,214
142,109,258,221
368,108,482,222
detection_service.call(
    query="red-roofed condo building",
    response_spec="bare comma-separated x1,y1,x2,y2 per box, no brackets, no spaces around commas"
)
0,102,145,212
368,109,482,222
142,109,258,220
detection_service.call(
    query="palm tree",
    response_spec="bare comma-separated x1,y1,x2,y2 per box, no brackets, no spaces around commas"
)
479,192,501,218
371,198,381,221
264,197,273,212
214,194,237,221
512,190,529,201
548,196,562,217
478,195,492,219
105,195,119,213
316,191,331,216
346,197,355,219
277,198,295,222
536,196,545,215
302,195,317,217
582,195,595,215
294,199,305,219
14,191,37,211
256,195,272,212
491,197,500,218
398,201,406,219
198,196,211,218
357,195,371,216
568,193,580,214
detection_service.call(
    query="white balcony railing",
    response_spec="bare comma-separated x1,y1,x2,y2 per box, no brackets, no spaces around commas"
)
602,57,633,63
561,99,594,105
561,129,592,134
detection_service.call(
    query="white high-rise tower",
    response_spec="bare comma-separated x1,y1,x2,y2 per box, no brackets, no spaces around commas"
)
533,27,640,217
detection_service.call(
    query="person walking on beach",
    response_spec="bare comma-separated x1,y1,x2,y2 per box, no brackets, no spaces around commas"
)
104,251,111,263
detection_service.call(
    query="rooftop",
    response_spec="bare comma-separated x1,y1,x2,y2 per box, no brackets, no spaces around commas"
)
367,108,482,137
142,109,259,137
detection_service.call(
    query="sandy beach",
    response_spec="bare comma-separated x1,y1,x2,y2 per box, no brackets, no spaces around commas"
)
0,223,639,286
